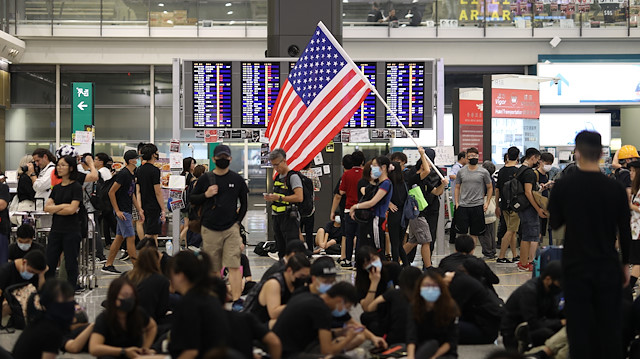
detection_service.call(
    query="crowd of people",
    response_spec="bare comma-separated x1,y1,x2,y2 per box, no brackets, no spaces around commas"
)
0,130,637,359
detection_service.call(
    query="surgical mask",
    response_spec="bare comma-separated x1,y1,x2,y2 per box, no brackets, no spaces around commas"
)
549,284,562,296
420,286,441,302
335,216,341,225
468,158,479,166
318,282,333,294
136,158,142,167
17,242,31,252
332,306,348,317
293,277,308,289
215,158,230,169
371,166,382,179
46,301,76,329
367,258,382,271
20,269,34,280
117,297,136,313
543,164,552,173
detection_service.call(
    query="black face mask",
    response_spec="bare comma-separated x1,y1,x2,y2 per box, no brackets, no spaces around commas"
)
293,277,308,289
46,301,76,329
548,284,562,296
468,158,479,166
215,158,230,169
117,297,136,313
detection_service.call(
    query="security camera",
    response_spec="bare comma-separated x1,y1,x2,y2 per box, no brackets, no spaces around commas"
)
553,79,559,85
549,36,561,48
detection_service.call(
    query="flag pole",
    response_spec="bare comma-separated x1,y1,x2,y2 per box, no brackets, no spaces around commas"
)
369,87,445,180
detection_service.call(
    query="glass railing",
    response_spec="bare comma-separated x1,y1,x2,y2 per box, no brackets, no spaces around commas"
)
5,0,637,36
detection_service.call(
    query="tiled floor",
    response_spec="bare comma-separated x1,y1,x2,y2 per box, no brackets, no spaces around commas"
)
0,210,533,358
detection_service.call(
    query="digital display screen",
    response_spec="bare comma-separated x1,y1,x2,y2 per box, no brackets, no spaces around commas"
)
385,62,425,128
242,62,281,128
346,63,376,128
193,62,232,128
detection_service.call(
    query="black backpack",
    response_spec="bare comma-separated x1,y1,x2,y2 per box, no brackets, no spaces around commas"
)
502,166,530,213
286,171,315,218
90,172,117,213
354,183,378,224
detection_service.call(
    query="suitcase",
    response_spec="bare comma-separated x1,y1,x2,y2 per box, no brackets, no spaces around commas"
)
532,245,562,278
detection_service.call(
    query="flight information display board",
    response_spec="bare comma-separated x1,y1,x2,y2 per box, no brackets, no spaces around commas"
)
242,62,281,128
385,62,425,128
346,62,376,128
192,62,232,128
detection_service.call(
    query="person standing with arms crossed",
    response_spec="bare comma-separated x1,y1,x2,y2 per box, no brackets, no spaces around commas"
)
136,144,166,245
190,144,249,309
548,130,631,359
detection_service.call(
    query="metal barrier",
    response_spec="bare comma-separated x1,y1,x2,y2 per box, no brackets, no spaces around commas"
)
78,215,98,291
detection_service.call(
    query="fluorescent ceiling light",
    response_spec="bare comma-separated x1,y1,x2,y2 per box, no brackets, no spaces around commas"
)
227,10,234,15
225,2,232,6
158,3,164,6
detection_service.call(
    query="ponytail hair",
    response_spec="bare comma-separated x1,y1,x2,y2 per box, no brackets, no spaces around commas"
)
170,250,215,294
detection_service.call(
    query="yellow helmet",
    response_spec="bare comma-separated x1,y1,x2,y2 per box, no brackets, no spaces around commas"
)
618,145,640,160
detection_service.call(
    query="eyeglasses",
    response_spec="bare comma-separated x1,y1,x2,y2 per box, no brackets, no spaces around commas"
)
271,160,283,167
56,164,69,168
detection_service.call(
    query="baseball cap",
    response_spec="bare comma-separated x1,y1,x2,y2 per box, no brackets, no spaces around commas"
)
214,144,231,157
311,257,338,277
124,150,139,163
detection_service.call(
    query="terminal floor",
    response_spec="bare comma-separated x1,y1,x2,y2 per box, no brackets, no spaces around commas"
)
0,211,534,358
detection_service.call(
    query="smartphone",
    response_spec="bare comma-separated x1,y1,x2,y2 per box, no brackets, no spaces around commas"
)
263,193,269,196
353,327,364,333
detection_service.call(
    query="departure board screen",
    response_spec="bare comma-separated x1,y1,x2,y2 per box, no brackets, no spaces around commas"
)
192,62,232,128
242,62,281,128
346,63,376,128
385,62,425,128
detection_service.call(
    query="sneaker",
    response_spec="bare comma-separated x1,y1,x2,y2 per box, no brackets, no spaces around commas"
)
101,265,122,275
496,258,512,264
231,298,244,312
517,262,531,272
513,256,520,262
484,255,497,261
515,322,531,352
74,285,85,295
267,252,280,261
94,257,107,264
119,252,130,261
525,351,550,359
340,260,353,268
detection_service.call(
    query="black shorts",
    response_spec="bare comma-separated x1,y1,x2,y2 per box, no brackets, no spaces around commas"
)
631,241,640,265
455,205,486,236
143,209,162,235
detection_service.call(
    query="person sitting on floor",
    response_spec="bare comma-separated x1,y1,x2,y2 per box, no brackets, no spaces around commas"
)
0,250,47,317
8,224,45,261
439,235,499,292
314,215,343,255
261,240,307,281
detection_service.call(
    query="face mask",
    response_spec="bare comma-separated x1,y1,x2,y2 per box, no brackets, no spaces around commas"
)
20,269,34,280
117,297,136,313
17,242,31,252
334,216,341,225
46,301,76,329
215,158,230,169
371,166,382,179
332,305,348,317
543,164,553,173
548,284,562,296
420,286,441,303
468,158,479,166
293,277,308,289
367,258,382,271
318,282,333,294
136,158,141,167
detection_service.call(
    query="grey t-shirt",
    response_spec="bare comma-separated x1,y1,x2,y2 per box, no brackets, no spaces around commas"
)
456,166,491,207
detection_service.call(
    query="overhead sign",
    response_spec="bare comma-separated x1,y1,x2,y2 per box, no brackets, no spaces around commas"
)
72,82,94,134
538,63,640,105
492,89,540,119
539,113,611,146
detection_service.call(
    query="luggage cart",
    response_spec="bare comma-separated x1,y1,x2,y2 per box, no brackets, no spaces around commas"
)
78,215,98,290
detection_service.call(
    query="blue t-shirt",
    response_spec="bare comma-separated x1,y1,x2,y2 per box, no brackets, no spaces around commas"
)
373,179,393,219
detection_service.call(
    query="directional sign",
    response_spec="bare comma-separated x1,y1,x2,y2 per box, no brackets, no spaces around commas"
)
72,82,94,135
552,73,569,96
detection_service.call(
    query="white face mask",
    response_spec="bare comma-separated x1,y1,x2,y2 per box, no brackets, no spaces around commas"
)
543,164,552,173
17,242,31,252
335,216,341,224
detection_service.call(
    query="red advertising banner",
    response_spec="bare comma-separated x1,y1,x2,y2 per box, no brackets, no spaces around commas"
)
459,99,484,160
492,89,540,119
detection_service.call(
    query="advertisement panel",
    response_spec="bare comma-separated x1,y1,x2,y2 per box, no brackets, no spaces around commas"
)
459,99,484,159
492,89,540,119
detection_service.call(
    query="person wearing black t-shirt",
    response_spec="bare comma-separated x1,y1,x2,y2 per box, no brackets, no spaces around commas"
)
261,240,307,282
44,155,83,289
8,224,45,261
190,144,249,308
169,251,230,358
126,247,170,325
273,282,362,358
12,279,76,359
103,150,143,275
495,147,521,264
548,131,632,359
89,277,157,358
136,144,166,243
517,148,546,272
315,219,342,252
0,250,47,317
0,179,10,264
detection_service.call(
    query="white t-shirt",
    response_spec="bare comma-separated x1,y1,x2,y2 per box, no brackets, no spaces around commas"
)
98,167,112,181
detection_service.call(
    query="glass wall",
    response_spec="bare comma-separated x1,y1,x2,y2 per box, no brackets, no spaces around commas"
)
8,0,638,36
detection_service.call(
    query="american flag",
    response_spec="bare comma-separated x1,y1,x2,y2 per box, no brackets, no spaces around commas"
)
266,22,373,171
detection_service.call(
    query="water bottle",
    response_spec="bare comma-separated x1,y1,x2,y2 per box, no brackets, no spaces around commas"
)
166,240,173,256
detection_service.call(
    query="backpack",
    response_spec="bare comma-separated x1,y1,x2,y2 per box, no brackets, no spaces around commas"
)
187,172,216,234
354,183,378,224
401,183,419,228
253,241,277,256
286,171,314,218
91,172,117,213
502,166,530,213
4,282,38,330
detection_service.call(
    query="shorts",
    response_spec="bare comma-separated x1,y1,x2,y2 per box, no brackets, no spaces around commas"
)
502,210,520,232
143,209,162,235
519,206,540,242
630,240,640,265
455,205,486,236
202,223,243,272
408,217,432,244
115,211,135,238
132,206,140,221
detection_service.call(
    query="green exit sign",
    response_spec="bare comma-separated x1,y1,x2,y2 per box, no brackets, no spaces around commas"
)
72,82,94,134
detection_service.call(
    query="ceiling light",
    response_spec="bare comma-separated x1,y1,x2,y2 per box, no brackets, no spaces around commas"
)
343,0,348,2
163,10,168,14
158,3,164,6
225,2,232,6
229,20,236,25
227,10,234,15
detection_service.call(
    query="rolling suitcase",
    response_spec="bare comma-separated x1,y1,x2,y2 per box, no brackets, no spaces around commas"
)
532,245,562,278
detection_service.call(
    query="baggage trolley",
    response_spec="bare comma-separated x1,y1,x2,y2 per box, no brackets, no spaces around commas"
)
78,215,98,290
